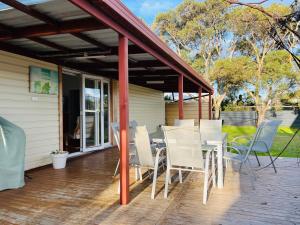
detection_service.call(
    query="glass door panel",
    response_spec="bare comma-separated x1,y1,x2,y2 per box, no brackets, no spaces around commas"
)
85,79,96,111
103,82,109,144
84,78,97,148
82,76,110,151
97,80,102,146
85,112,96,147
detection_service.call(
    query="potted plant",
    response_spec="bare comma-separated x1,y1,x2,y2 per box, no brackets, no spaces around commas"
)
50,150,69,169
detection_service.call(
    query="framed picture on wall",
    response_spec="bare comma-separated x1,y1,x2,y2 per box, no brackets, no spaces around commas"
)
29,66,58,95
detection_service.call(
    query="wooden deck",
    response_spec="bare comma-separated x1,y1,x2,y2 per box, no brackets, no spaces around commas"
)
0,148,299,225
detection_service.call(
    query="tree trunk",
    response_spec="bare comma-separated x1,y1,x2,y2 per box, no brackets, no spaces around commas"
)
256,109,265,127
214,105,221,120
256,102,270,127
213,93,226,120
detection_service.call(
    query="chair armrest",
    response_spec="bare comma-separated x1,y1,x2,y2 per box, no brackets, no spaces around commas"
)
226,145,243,155
204,148,213,157
154,147,166,165
204,148,214,172
231,135,251,143
202,145,217,152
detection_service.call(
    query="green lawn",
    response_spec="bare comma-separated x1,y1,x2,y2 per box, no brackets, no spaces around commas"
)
222,126,300,158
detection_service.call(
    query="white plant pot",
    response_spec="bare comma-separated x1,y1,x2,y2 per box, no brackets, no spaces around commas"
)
51,152,68,169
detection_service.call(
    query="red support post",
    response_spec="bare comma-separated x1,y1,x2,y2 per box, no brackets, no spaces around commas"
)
198,87,202,123
209,92,212,120
178,74,184,119
118,34,129,205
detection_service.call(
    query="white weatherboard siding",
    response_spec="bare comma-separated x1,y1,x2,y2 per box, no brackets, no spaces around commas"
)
112,80,165,133
165,99,210,126
0,51,165,170
0,51,59,170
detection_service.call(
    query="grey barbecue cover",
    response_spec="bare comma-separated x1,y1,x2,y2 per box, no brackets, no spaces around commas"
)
0,116,26,191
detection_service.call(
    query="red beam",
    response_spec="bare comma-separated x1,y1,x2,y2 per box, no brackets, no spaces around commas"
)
67,0,212,92
104,60,165,69
0,18,107,41
118,34,129,205
198,87,202,122
178,74,184,119
71,32,108,51
209,93,212,120
1,0,57,26
0,22,69,52
0,0,111,52
98,69,176,76
38,45,144,58
29,37,70,52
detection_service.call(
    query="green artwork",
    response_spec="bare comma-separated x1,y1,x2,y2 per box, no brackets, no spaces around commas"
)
29,66,58,95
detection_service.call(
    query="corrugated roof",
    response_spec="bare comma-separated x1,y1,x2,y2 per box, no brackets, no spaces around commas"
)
0,0,213,93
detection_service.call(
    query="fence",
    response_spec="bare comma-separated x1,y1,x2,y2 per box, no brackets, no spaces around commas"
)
165,100,209,126
221,110,300,127
165,102,300,127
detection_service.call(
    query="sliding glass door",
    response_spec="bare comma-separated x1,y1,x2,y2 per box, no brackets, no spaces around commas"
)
81,75,110,151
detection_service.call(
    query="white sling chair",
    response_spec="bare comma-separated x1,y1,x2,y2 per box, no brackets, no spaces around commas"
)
173,119,196,181
199,119,222,133
224,120,282,183
227,120,282,173
199,119,222,141
134,126,166,199
111,121,140,178
162,126,216,204
251,120,282,173
174,119,195,127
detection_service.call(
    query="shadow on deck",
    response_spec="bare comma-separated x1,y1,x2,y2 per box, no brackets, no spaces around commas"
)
0,148,299,225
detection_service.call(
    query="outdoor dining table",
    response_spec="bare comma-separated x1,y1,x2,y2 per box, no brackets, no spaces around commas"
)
151,129,228,189
201,132,228,189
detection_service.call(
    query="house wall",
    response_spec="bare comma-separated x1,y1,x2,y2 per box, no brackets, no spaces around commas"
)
0,51,166,170
112,80,165,133
0,51,59,170
165,99,210,126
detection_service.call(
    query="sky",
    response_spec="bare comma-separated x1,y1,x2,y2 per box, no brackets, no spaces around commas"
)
0,0,295,25
122,0,294,25
122,0,182,25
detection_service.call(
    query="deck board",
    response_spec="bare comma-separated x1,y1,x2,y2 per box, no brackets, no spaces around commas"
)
0,148,299,225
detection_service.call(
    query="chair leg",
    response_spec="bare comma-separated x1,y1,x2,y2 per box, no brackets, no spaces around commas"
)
212,152,216,188
239,161,244,172
178,169,183,183
139,168,143,181
254,151,261,167
267,150,277,173
164,168,170,198
135,167,139,181
203,159,210,205
151,164,159,199
148,169,152,180
113,159,120,177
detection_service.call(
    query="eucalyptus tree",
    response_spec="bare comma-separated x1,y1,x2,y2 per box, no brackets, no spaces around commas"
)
228,4,300,125
210,56,255,119
153,0,240,119
153,0,230,80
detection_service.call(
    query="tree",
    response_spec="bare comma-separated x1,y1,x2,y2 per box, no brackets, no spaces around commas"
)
210,56,255,119
153,0,239,119
225,0,300,47
153,0,230,80
228,5,299,125
247,50,298,124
